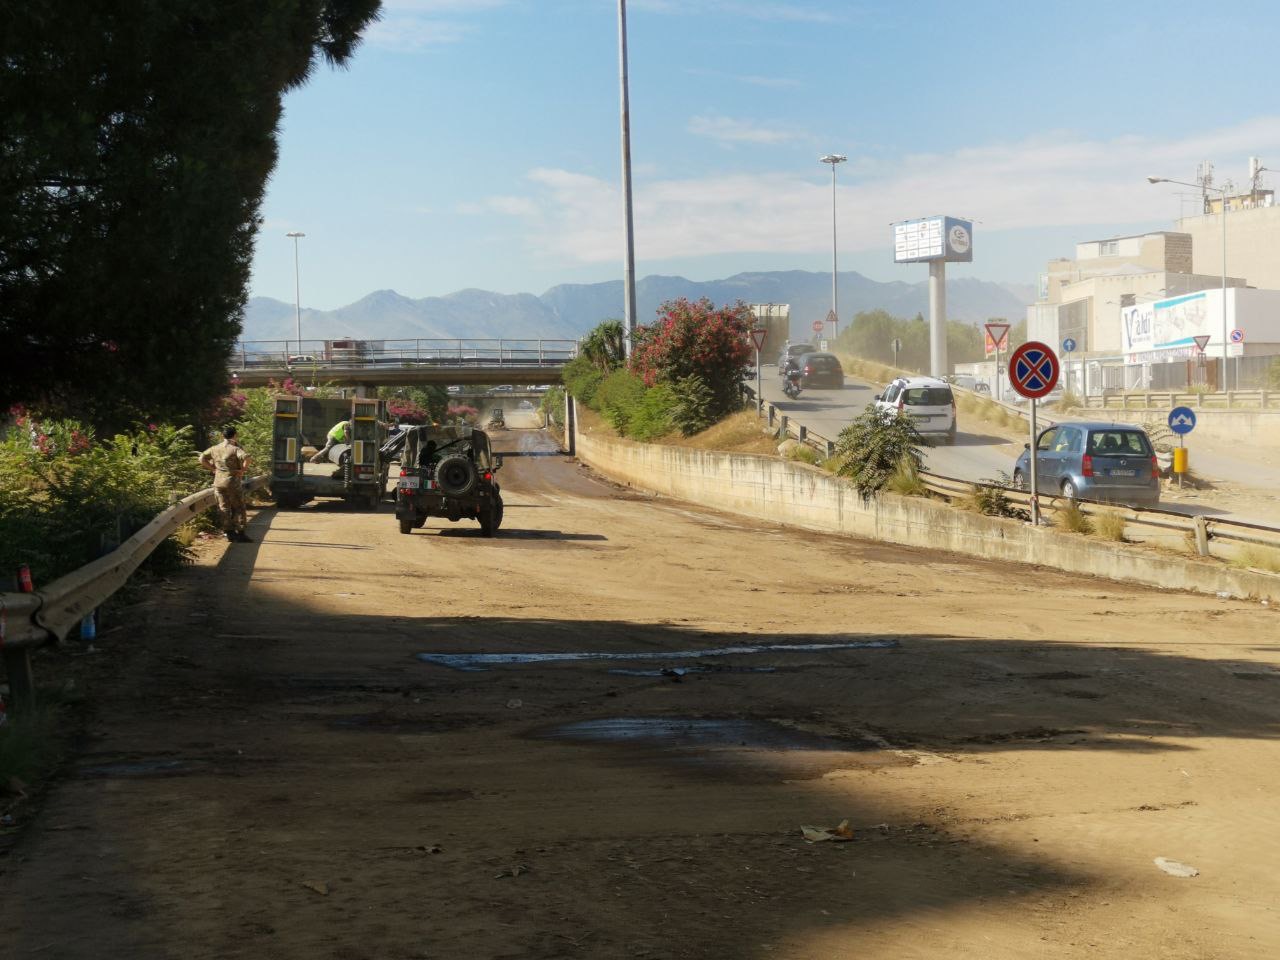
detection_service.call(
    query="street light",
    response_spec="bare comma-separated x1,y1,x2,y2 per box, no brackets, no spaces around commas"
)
1147,176,1230,390
819,154,846,340
617,0,637,358
286,231,305,356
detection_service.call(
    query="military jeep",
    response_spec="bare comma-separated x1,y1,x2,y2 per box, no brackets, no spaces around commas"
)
394,425,504,536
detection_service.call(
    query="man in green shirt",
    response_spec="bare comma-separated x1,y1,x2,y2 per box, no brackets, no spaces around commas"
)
310,419,351,463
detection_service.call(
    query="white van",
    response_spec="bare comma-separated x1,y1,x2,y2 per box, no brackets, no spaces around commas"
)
875,376,957,444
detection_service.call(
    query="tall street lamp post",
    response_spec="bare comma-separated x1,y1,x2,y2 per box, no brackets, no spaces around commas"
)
286,231,305,356
617,0,637,358
819,154,846,341
1147,176,1229,390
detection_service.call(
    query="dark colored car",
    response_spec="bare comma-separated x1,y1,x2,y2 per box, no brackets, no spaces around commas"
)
1013,421,1159,506
778,342,818,373
795,352,844,389
395,425,505,536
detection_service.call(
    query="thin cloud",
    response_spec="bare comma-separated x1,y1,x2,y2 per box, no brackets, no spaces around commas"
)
688,114,802,145
367,0,508,52
633,0,837,22
685,67,803,89
480,118,1280,265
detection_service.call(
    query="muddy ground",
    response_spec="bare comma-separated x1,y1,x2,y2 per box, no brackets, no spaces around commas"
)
2,427,1279,959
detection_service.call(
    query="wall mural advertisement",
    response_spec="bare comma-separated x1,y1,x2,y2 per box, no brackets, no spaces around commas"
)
1122,292,1211,361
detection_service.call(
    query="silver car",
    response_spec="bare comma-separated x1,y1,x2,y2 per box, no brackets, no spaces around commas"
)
1014,421,1160,506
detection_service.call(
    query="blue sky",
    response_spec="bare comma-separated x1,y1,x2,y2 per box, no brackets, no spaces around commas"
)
250,0,1280,309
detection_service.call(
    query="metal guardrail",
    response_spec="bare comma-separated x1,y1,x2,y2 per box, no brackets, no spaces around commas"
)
740,382,1280,562
0,476,267,711
1081,389,1278,411
233,339,578,370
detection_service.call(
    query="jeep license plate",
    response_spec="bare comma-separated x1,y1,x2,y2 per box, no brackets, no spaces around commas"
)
398,476,421,489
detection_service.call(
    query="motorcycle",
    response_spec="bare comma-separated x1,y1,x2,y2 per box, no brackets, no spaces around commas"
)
781,370,803,399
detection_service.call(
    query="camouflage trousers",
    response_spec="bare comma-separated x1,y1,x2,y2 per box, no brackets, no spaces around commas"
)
214,480,247,534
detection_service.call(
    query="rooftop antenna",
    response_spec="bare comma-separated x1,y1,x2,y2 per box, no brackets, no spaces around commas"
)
1196,160,1214,214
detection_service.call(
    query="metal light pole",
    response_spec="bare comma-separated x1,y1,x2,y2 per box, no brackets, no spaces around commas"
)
819,154,846,340
287,231,305,355
617,0,637,358
1148,176,1229,390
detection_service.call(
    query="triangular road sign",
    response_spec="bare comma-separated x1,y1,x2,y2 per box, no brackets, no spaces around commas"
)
825,309,838,325
750,327,768,352
984,321,1011,350
1193,334,1211,353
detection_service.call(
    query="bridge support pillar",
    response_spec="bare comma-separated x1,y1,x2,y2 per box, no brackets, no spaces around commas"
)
564,395,576,456
354,384,375,398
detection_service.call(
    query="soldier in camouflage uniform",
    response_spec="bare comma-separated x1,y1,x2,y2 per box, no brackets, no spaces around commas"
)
200,426,253,542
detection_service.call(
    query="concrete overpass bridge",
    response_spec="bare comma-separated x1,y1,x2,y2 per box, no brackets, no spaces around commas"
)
229,338,576,389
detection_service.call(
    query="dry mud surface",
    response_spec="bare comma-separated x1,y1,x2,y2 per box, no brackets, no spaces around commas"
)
3,428,1279,959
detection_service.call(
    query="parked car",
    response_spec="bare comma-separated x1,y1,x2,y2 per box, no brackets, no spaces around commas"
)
1013,422,1159,506
446,385,462,394
795,352,844,389
778,342,818,373
874,376,957,444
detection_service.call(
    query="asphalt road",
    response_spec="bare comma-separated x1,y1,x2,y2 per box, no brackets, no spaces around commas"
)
757,368,1280,527
756,371,1021,483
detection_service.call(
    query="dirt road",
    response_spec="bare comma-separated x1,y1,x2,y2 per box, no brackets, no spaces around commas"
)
3,428,1279,959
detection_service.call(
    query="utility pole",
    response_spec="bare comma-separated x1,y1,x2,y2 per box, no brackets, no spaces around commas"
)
819,154,846,340
617,0,637,358
287,231,305,355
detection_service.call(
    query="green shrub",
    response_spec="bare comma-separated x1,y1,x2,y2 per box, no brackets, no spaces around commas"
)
540,386,566,429
562,354,606,407
833,404,924,502
627,384,677,441
670,374,717,436
0,415,205,585
595,369,648,435
963,473,1029,520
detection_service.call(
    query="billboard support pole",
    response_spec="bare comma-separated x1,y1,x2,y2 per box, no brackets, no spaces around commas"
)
928,260,947,378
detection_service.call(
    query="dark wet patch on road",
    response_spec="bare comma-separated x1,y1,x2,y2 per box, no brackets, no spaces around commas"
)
417,639,898,672
538,716,879,751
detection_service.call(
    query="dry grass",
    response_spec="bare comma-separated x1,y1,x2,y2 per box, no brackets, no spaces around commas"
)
886,457,928,497
667,409,778,455
1231,546,1280,574
1094,510,1128,542
1055,500,1094,535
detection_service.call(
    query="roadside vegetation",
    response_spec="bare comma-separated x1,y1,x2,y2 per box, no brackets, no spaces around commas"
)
832,404,924,502
564,303,753,442
0,410,209,586
830,309,1026,372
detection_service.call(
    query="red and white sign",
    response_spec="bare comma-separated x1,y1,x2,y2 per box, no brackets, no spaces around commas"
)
1008,341,1060,400
1193,335,1211,354
812,319,824,333
984,321,1011,355
1230,328,1245,344
750,327,768,352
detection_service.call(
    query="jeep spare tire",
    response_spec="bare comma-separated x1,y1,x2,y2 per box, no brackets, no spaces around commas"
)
435,455,477,497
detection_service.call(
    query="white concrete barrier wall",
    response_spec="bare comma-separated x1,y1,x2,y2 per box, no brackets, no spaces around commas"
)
573,421,1280,603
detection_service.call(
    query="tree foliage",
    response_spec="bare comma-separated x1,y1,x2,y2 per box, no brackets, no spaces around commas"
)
833,404,924,502
631,298,752,418
0,2,382,430
832,309,1027,372
580,319,627,373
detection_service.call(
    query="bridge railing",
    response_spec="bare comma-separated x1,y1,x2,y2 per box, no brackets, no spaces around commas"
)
233,339,578,369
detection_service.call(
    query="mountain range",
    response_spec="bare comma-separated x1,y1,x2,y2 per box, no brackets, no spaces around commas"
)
242,270,1034,344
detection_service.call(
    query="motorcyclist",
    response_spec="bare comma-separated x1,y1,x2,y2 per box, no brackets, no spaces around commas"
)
782,357,803,397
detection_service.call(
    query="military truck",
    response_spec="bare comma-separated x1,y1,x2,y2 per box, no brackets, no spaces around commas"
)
270,396,390,509
394,425,504,536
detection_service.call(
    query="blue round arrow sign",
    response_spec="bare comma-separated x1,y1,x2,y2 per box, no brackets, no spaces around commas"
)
1062,337,1077,353
1168,406,1197,435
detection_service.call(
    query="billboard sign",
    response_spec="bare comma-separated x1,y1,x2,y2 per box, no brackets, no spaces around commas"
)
1122,291,1217,361
893,216,974,263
